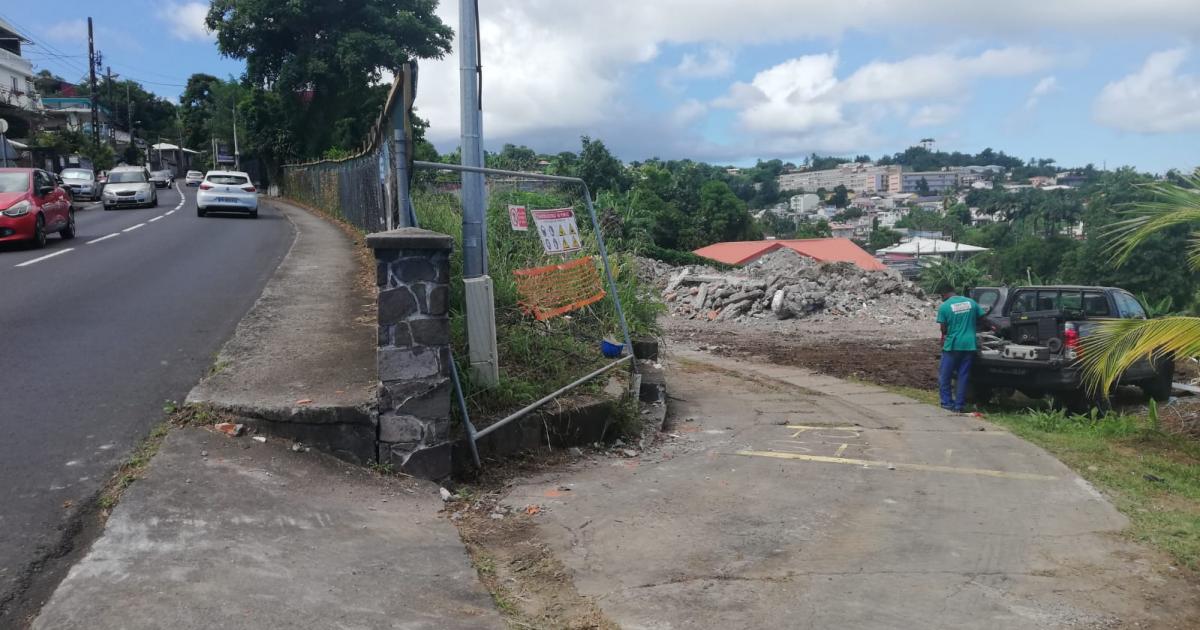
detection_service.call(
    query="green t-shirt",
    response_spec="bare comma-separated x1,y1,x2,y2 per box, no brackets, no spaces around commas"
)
937,296,983,352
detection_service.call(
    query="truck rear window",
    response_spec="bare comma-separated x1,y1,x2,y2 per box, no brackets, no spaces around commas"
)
1011,289,1110,316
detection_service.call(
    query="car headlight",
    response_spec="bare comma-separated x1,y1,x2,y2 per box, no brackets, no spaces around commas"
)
103,189,117,197
2,200,32,217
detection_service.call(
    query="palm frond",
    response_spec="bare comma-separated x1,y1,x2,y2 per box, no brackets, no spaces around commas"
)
1103,174,1200,269
1080,316,1200,394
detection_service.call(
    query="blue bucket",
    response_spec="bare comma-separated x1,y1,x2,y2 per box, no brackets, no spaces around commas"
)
600,338,624,358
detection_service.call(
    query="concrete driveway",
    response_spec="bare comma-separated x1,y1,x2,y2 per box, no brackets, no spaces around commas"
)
500,349,1198,629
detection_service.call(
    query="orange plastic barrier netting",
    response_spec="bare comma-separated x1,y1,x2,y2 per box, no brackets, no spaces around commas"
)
513,256,607,321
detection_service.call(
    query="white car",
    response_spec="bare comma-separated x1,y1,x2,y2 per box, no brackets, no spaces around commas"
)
184,170,204,187
196,171,258,218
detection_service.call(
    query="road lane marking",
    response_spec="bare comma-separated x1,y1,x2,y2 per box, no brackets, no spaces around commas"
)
944,449,953,464
86,233,120,244
735,450,1058,481
149,216,163,222
122,223,146,232
786,425,1010,436
16,248,75,267
834,444,849,457
166,210,175,215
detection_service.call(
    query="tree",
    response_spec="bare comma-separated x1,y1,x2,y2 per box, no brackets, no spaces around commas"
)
1081,172,1200,394
830,184,850,208
693,180,757,248
206,0,452,159
916,177,931,196
865,224,903,252
577,136,628,194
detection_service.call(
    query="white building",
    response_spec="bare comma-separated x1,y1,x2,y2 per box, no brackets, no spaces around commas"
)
789,193,821,214
888,170,959,194
777,162,895,194
0,18,41,127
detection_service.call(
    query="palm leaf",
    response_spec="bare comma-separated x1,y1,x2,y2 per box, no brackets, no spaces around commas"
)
1080,316,1200,394
1103,172,1200,269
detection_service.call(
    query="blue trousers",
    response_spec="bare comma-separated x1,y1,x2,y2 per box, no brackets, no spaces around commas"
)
939,351,974,411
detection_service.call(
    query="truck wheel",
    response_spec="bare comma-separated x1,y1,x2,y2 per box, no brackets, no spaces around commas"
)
967,383,994,404
1140,357,1174,402
1052,390,1111,416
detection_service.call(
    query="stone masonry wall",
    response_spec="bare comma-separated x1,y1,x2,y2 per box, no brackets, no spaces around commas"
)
367,228,455,479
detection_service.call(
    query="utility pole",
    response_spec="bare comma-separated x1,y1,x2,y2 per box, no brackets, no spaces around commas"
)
126,82,132,156
232,102,239,170
459,0,499,386
87,18,99,152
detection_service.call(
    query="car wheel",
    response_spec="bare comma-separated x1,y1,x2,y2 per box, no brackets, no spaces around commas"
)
151,193,159,208
60,211,76,240
250,209,258,219
1140,357,1174,402
1051,390,1111,416
30,214,47,249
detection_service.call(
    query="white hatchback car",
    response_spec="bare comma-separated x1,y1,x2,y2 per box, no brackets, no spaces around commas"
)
184,170,204,186
196,171,259,218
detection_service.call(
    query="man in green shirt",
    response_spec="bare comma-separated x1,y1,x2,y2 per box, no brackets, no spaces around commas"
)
936,289,985,412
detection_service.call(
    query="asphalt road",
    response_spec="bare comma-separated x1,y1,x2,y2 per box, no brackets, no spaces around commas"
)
0,183,294,616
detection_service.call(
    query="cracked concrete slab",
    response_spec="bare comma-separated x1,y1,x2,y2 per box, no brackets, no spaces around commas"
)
499,349,1199,629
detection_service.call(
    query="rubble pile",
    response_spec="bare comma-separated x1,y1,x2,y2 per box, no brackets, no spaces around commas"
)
655,248,935,324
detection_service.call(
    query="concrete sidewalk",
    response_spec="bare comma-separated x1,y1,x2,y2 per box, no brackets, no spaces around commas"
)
186,198,378,460
31,428,503,629
500,349,1199,629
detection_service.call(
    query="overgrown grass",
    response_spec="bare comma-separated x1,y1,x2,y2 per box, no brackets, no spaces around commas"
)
414,187,662,425
984,406,1200,569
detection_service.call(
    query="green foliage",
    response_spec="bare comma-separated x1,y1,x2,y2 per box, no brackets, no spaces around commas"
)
412,187,661,420
205,0,452,160
919,258,987,295
576,136,628,194
864,225,903,252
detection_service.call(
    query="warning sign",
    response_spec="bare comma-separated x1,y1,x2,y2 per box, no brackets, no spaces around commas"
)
531,208,583,255
508,205,528,231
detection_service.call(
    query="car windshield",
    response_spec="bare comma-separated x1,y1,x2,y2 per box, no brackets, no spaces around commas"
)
62,169,93,180
187,172,202,177
108,171,147,183
0,172,29,193
207,174,249,185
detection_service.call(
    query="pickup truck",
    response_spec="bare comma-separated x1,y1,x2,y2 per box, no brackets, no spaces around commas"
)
967,285,1173,412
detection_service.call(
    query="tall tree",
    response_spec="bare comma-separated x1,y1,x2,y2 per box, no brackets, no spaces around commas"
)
577,136,628,194
206,0,453,158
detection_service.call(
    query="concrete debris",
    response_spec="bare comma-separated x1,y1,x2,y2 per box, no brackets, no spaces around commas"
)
568,447,583,457
214,422,245,437
621,449,639,458
252,436,267,443
439,487,452,502
643,248,935,326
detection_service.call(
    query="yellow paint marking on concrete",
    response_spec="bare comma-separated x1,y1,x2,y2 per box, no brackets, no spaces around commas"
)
786,425,1011,437
944,449,953,464
736,450,1057,481
835,444,849,457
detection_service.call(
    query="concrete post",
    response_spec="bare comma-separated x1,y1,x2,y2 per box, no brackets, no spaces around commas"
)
367,228,455,479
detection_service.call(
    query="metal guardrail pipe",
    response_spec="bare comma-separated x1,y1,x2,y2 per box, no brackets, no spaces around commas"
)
473,354,633,440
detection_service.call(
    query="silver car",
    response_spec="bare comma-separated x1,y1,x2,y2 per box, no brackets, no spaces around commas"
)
60,168,99,201
102,167,158,210
184,170,204,187
150,170,172,188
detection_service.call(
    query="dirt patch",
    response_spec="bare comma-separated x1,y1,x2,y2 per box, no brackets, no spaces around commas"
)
682,327,941,391
445,450,620,629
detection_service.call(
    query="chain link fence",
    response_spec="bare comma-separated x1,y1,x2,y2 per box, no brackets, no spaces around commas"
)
280,143,394,233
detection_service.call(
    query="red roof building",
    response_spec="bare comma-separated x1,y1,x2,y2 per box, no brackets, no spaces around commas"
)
693,238,887,272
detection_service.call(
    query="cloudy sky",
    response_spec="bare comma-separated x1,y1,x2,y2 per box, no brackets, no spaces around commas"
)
7,1,1200,172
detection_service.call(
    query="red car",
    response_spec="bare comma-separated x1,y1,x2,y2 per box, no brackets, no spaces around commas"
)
0,168,75,248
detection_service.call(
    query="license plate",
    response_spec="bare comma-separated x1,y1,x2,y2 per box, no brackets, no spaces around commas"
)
217,197,238,203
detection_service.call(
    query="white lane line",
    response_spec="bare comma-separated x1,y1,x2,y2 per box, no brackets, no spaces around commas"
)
86,233,120,244
123,223,146,232
149,216,163,222
166,210,175,215
16,248,75,267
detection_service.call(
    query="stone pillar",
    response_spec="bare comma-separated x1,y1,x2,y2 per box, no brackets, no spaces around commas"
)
367,228,454,479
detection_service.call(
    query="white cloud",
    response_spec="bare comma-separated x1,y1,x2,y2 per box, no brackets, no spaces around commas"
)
672,99,708,127
719,53,843,134
1024,76,1059,110
45,19,87,42
158,2,214,42
1094,48,1200,133
417,1,1200,161
675,47,735,79
909,104,962,127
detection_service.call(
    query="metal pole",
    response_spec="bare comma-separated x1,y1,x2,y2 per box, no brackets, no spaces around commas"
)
449,354,481,468
232,102,239,170
474,355,632,440
87,18,99,152
458,0,499,386
459,0,485,276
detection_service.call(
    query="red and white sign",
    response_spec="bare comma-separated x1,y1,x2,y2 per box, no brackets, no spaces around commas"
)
508,204,528,231
532,208,583,255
